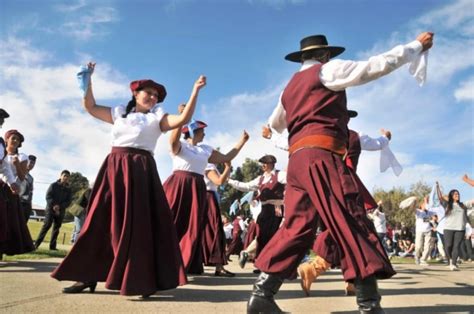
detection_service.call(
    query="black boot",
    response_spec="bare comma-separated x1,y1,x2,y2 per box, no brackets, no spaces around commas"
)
354,276,384,314
247,272,284,314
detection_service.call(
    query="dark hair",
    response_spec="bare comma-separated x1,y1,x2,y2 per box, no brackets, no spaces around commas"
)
122,96,137,118
61,170,71,176
446,189,467,216
28,155,37,161
183,131,191,139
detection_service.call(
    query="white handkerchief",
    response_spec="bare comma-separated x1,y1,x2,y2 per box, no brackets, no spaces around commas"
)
409,51,428,86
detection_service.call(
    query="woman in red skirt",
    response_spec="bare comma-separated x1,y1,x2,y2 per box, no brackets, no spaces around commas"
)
51,62,205,298
164,118,248,275
201,162,235,276
0,112,32,260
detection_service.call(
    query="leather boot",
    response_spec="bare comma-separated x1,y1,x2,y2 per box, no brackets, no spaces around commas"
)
297,255,331,296
247,272,284,314
354,276,384,314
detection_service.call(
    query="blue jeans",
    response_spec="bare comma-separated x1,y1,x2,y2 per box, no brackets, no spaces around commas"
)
72,212,85,243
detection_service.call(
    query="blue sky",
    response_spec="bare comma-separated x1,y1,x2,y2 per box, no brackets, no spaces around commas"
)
1,0,473,207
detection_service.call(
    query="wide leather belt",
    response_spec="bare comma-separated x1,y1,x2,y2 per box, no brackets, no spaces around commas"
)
288,134,347,157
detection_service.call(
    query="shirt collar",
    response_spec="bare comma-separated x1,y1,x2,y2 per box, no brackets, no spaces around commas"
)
300,59,321,71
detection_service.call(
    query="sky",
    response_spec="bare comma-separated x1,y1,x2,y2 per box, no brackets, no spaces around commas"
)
0,0,473,207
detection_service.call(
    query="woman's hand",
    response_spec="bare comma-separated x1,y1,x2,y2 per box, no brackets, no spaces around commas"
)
87,62,96,75
241,130,250,143
194,75,206,91
262,125,272,139
178,103,186,114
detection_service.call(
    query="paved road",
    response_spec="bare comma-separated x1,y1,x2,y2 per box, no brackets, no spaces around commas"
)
1,258,473,313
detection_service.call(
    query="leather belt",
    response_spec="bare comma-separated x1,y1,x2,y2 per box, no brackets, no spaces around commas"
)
288,134,347,157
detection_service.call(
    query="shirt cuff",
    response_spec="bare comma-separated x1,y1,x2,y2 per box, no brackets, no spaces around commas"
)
406,40,423,54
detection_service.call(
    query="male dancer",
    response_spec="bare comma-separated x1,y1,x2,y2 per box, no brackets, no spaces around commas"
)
247,31,434,314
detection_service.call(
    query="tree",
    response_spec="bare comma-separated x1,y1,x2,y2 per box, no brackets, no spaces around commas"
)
372,180,432,229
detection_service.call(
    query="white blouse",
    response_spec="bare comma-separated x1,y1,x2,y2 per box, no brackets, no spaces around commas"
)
171,140,213,175
111,105,165,153
0,142,16,185
0,152,28,188
204,163,219,192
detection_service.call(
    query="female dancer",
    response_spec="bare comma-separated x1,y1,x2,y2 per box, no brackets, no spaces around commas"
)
0,126,33,258
51,62,206,297
202,161,235,276
436,183,473,270
164,117,248,274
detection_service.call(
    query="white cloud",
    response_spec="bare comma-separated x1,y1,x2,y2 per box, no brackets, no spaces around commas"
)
416,0,473,31
60,7,119,41
247,0,306,9
54,0,87,12
454,76,474,102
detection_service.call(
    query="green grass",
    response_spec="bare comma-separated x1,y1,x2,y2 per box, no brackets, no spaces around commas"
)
2,220,74,261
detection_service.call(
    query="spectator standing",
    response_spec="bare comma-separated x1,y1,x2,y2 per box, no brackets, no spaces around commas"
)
70,186,91,244
34,170,72,250
19,155,36,221
414,197,435,266
368,201,387,244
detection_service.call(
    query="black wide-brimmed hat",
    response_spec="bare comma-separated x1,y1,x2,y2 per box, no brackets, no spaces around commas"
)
258,154,277,164
285,34,345,63
0,109,10,119
348,110,358,118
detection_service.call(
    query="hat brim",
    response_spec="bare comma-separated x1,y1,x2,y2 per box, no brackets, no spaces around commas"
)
285,46,345,63
348,110,358,118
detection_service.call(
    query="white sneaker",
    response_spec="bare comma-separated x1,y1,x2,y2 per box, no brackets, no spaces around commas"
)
420,260,429,266
415,258,420,265
449,264,459,271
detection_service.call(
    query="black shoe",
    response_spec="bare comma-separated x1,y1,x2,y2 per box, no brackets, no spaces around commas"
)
215,269,235,277
239,251,249,269
247,295,283,314
62,282,97,294
355,276,384,314
252,269,261,274
247,273,284,313
50,248,58,251
140,293,154,299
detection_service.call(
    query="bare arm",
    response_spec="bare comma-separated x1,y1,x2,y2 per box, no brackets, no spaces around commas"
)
82,62,113,124
208,131,249,164
12,157,27,181
462,174,474,187
206,162,231,186
436,181,447,203
160,76,206,132
169,117,183,155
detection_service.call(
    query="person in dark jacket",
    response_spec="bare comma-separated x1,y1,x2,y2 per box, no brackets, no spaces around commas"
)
34,170,72,250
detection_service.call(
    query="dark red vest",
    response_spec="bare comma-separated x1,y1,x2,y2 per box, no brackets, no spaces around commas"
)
257,171,285,202
346,130,361,172
281,64,349,146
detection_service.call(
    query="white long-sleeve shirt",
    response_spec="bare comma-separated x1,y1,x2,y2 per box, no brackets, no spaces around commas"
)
228,170,286,205
268,40,424,133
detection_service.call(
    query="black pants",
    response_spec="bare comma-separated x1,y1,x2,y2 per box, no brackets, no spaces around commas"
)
20,201,32,223
460,238,473,261
35,209,65,249
443,229,465,265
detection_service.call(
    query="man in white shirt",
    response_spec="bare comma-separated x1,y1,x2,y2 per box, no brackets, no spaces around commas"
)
247,32,434,314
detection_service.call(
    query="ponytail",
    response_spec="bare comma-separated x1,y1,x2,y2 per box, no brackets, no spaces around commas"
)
122,97,136,118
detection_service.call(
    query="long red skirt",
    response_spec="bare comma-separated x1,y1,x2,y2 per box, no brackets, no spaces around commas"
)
255,148,395,281
201,191,227,266
163,171,207,274
0,182,34,255
255,204,283,257
51,147,186,296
